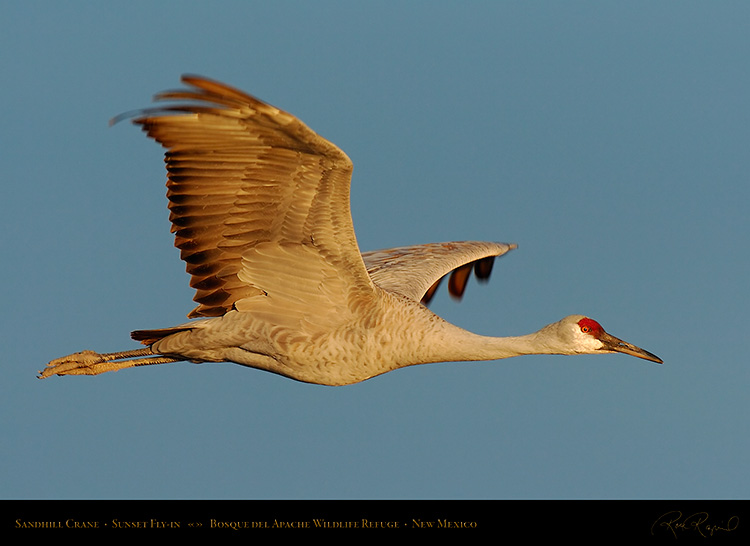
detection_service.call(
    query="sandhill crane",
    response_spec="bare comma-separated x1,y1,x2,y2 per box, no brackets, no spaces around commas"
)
39,75,662,385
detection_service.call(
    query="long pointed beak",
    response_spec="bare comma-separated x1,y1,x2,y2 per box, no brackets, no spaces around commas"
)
599,331,663,364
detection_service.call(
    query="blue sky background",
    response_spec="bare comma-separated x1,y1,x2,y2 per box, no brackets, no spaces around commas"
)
2,1,747,500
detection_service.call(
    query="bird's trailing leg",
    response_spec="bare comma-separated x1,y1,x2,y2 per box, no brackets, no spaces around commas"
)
38,347,183,378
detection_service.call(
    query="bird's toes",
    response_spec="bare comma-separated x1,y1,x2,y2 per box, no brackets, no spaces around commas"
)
38,350,104,378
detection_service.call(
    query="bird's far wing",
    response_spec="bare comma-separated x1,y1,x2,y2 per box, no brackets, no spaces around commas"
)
123,75,373,319
362,241,516,305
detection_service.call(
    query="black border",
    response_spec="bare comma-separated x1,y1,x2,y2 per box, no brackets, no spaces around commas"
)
4,500,748,540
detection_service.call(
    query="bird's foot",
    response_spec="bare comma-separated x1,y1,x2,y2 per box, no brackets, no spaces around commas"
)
38,350,107,378
39,347,182,378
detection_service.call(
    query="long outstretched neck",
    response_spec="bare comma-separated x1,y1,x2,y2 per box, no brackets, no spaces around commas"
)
423,322,560,364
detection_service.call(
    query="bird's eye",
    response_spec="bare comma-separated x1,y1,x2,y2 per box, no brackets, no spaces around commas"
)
581,326,590,333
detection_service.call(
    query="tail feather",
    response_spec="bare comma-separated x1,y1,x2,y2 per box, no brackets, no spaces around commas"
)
131,326,193,345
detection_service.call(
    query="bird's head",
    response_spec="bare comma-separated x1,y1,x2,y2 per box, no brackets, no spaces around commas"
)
551,315,663,364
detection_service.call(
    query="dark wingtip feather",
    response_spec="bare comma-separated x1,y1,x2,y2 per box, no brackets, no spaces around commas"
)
474,256,495,282
423,255,499,305
448,263,473,300
421,278,443,305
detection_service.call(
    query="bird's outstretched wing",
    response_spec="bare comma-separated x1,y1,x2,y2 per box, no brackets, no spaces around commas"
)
123,75,373,319
362,241,516,304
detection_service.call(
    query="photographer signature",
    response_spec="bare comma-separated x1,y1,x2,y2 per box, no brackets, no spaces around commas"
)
651,510,739,538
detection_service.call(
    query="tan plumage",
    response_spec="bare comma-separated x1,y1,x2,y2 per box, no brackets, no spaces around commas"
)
39,76,662,385
135,75,368,319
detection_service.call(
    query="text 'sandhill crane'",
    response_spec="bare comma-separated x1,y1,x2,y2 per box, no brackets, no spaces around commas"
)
39,76,662,385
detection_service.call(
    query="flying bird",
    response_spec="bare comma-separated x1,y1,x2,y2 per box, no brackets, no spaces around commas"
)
39,76,662,385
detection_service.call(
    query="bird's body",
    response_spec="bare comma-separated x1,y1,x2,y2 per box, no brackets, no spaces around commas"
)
39,76,662,385
140,290,462,386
